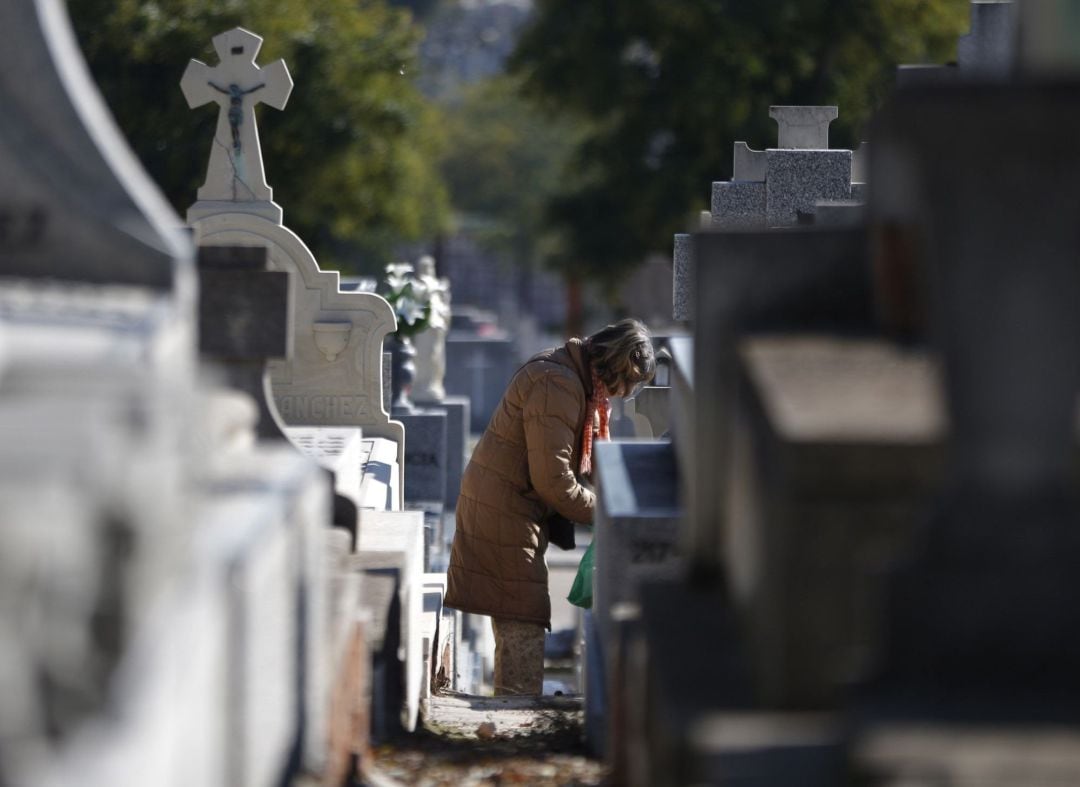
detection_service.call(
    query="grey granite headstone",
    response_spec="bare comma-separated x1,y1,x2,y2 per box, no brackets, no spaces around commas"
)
711,181,767,229
865,75,1080,719
592,441,683,654
765,149,853,226
397,409,448,506
673,233,694,322
412,395,469,509
957,0,1016,76
352,510,425,736
444,333,517,433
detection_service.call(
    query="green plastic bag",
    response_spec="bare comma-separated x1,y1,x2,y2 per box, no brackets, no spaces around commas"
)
567,541,595,609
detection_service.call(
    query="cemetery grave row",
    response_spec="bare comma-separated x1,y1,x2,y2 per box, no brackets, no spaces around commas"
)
584,1,1080,785
0,4,487,786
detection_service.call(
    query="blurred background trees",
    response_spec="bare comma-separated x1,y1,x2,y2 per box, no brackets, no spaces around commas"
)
69,0,448,273
69,0,969,325
509,0,970,297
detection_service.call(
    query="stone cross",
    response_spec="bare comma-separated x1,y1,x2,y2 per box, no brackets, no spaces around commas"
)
768,106,838,149
181,28,292,212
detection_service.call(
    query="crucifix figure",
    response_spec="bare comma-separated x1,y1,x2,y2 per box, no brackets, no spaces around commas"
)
181,28,292,205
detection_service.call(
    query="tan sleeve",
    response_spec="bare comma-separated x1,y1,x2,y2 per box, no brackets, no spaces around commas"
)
522,370,596,524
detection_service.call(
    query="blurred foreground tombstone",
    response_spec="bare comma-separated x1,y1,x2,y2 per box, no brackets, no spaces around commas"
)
0,3,337,787
865,2,1080,715
851,0,1080,782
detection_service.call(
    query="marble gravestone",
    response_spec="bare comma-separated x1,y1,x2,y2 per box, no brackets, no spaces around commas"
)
181,28,293,224
182,28,405,507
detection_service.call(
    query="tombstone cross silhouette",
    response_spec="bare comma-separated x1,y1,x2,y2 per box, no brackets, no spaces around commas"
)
181,28,292,205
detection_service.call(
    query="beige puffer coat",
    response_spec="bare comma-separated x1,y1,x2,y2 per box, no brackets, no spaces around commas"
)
444,339,597,629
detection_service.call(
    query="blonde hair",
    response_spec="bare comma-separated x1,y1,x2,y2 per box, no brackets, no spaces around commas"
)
585,318,656,393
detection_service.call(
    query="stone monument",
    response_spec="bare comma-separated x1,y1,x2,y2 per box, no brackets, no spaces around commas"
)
182,27,406,506
674,106,860,322
411,255,450,404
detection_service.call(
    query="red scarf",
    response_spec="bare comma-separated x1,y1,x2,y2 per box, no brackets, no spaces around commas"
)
579,370,610,476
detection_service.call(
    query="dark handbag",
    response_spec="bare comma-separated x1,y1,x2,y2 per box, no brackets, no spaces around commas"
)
544,511,577,551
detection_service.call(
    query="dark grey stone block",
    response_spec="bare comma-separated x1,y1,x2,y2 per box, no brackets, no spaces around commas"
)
592,441,683,652
444,334,517,433
957,0,1016,76
765,149,853,226
673,233,693,322
397,410,448,505
411,395,469,509
711,181,766,229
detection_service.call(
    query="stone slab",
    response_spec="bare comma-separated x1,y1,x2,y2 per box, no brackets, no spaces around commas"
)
353,510,425,734
629,386,671,438
732,141,767,181
358,437,400,511
711,181,766,229
200,447,331,782
687,712,844,786
397,409,448,505
852,142,870,184
813,200,865,227
420,574,448,700
689,227,875,577
725,337,946,706
197,247,289,358
672,233,693,322
854,722,1080,786
412,395,469,509
195,493,298,787
765,149,853,226
286,425,364,506
445,334,517,433
630,582,754,786
592,441,684,652
668,336,695,492
957,0,1016,76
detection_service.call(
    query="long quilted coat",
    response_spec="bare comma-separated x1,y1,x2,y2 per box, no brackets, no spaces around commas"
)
444,339,597,629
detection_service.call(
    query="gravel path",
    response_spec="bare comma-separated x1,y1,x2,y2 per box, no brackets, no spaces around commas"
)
365,692,609,786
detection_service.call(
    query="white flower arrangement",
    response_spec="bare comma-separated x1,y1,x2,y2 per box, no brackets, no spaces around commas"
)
382,262,449,338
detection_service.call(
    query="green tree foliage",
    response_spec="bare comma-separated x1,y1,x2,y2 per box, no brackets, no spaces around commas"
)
439,74,583,275
68,0,448,272
510,0,970,287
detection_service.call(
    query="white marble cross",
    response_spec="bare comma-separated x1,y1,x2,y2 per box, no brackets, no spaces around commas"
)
181,28,292,207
